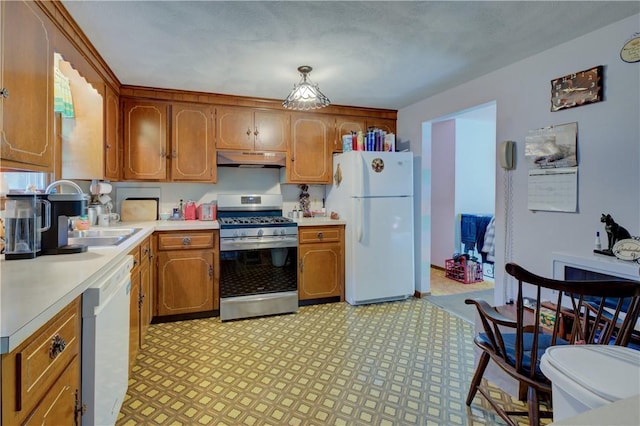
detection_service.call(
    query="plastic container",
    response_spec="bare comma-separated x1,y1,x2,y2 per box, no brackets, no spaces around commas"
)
445,258,483,284
540,345,640,422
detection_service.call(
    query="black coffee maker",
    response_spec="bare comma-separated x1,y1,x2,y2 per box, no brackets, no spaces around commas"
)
41,180,89,255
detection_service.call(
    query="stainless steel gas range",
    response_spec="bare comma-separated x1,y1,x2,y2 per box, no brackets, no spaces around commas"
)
217,194,298,321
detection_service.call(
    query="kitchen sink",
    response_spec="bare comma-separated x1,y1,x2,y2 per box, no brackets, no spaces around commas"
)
68,227,142,247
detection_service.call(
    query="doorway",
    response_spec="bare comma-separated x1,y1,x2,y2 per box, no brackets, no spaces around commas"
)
426,102,497,295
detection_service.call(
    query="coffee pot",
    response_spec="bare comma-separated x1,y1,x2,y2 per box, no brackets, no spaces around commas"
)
41,180,89,255
4,193,51,260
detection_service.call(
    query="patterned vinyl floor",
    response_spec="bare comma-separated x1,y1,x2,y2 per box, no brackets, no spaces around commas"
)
117,299,544,426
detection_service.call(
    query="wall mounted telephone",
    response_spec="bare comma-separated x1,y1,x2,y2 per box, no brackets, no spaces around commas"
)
499,140,515,170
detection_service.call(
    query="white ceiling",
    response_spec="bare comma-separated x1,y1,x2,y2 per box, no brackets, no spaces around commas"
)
62,1,639,110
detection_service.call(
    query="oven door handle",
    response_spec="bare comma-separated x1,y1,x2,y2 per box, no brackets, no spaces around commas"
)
220,239,297,251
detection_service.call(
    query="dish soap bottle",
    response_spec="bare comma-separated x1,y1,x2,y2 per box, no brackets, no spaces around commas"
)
594,231,602,250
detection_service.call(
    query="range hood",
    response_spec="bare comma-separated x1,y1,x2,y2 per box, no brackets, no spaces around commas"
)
217,151,286,168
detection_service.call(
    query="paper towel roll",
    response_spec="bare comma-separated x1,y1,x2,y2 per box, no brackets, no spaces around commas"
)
96,183,112,194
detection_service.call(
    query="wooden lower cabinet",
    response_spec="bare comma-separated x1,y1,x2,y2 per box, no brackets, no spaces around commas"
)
1,297,82,425
155,230,219,317
298,226,345,301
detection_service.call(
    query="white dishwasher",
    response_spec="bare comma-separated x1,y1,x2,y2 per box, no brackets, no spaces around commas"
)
82,255,134,426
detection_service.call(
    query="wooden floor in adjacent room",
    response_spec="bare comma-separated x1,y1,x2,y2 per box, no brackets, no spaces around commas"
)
429,266,495,296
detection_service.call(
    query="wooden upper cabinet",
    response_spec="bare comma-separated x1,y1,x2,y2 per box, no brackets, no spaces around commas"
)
366,118,396,136
254,110,289,152
287,113,334,183
122,99,168,180
0,1,53,171
172,103,216,182
217,106,289,152
334,116,366,153
104,85,120,180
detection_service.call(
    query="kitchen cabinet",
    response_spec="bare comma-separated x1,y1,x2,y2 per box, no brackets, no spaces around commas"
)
0,0,54,171
172,103,216,182
286,113,334,183
298,225,345,301
155,230,218,317
2,297,82,425
122,99,169,180
365,118,396,136
216,106,289,152
333,117,397,153
122,100,216,182
333,116,365,153
128,236,153,372
104,85,120,180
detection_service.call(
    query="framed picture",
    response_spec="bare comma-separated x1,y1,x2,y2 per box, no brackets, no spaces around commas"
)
550,66,603,112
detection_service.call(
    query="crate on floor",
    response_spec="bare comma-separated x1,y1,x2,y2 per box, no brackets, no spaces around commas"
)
445,259,483,284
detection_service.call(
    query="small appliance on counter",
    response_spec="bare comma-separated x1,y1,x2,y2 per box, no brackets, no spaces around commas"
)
197,202,217,221
4,193,51,259
41,180,89,255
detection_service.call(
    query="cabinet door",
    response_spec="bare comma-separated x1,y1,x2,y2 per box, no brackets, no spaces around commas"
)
216,106,254,150
298,242,343,300
366,118,396,135
156,250,214,316
122,100,168,180
22,357,80,426
172,103,216,182
0,1,53,170
334,116,365,153
129,269,140,372
254,110,289,152
104,85,120,180
288,113,333,183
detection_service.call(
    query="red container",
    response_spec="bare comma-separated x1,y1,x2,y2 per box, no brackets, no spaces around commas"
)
184,201,197,220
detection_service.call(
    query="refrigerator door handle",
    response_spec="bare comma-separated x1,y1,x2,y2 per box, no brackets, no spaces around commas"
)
357,198,364,243
357,152,365,197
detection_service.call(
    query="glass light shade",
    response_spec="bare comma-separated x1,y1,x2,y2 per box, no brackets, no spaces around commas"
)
282,66,330,110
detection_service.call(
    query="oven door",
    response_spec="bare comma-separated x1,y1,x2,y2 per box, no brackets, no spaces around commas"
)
219,240,298,321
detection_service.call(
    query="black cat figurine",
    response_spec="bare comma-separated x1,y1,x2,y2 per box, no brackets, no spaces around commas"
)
600,214,631,254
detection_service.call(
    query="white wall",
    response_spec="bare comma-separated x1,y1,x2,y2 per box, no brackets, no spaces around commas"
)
399,14,640,303
431,119,456,268
109,168,326,217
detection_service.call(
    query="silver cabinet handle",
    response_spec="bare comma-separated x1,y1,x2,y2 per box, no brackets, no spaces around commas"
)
246,128,252,136
0,88,8,98
208,264,213,279
317,232,324,240
182,237,191,245
254,128,259,136
299,259,304,273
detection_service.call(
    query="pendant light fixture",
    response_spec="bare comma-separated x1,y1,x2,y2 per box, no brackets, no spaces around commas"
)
282,65,330,110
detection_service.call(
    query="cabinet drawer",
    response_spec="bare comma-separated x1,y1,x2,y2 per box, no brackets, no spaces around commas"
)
2,297,80,422
157,231,214,250
299,227,342,244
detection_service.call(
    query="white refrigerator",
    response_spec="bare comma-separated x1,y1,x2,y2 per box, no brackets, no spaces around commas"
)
325,151,415,305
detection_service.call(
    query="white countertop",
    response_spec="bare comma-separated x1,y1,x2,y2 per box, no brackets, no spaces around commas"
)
294,217,347,226
0,217,340,354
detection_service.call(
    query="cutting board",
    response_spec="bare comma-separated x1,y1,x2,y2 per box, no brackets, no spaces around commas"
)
121,199,158,222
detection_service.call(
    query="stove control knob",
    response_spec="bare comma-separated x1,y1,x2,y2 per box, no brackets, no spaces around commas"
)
232,231,239,239
240,231,247,239
257,229,264,237
280,229,286,236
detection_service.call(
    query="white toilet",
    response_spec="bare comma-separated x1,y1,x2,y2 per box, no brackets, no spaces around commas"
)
540,345,640,422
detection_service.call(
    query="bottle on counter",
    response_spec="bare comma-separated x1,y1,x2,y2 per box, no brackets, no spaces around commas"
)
594,231,602,250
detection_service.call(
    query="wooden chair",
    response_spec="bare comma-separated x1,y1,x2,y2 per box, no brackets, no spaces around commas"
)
465,262,640,426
